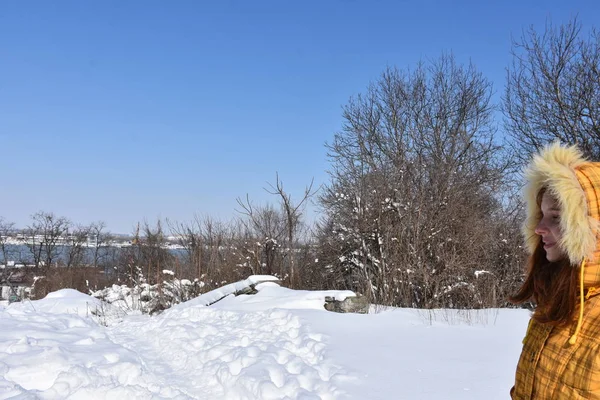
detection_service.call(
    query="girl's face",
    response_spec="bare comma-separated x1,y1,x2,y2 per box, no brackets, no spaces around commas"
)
535,192,566,262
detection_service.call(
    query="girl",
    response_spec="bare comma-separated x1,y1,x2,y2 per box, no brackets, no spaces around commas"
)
511,143,600,399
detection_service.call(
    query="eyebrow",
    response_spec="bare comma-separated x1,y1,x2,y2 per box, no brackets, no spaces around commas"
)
544,207,561,212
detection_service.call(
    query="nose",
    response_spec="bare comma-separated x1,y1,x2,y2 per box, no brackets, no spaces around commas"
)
534,219,548,236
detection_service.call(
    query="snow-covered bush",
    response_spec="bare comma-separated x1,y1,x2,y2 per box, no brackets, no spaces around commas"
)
90,276,206,315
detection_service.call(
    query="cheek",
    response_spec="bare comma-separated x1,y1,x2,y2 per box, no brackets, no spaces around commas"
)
551,226,563,240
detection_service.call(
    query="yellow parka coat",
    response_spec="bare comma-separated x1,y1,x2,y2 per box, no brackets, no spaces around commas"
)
511,144,600,399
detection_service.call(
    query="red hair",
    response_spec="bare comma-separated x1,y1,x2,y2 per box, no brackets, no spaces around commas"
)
510,243,578,326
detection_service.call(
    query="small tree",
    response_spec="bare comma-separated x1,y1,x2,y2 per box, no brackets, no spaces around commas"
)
90,221,112,269
169,216,205,279
236,197,284,277
236,175,317,286
65,224,92,268
140,220,173,285
265,173,317,287
27,211,70,268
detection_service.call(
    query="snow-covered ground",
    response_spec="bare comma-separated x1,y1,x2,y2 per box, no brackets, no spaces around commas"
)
0,281,529,399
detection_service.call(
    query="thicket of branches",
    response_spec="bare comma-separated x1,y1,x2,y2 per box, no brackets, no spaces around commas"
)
505,17,600,161
2,18,597,309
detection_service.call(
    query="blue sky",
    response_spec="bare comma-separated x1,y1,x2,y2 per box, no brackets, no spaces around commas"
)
1,0,599,233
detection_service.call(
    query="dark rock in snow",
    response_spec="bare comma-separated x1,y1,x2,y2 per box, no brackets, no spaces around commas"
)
324,295,369,314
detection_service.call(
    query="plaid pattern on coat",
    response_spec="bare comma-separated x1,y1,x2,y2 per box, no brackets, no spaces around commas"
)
511,294,600,399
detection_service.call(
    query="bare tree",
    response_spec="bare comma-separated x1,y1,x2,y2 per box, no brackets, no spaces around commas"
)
65,224,92,268
139,219,173,285
504,17,600,161
27,211,70,268
0,217,15,266
265,173,318,287
235,197,284,276
236,175,317,286
201,216,228,280
169,216,204,279
90,221,111,269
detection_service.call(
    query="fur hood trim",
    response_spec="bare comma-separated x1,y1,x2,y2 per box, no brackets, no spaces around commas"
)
522,142,598,265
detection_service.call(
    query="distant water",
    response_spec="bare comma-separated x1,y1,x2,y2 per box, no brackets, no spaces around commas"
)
1,244,186,266
1,244,113,265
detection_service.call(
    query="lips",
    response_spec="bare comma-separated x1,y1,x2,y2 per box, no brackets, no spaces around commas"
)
543,242,556,249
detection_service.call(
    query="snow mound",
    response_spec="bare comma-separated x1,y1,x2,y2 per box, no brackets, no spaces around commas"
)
7,289,103,318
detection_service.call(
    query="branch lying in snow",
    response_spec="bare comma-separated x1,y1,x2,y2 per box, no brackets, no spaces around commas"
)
173,275,282,308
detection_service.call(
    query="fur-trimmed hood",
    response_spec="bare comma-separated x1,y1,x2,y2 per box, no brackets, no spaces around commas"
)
523,142,600,286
